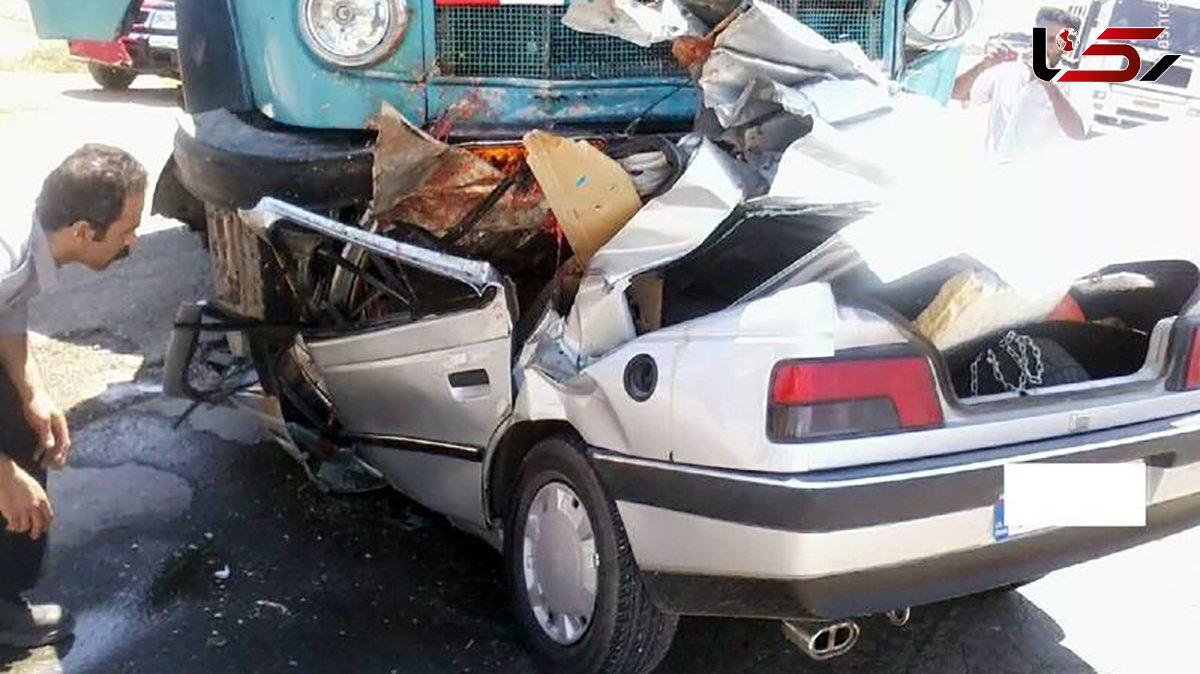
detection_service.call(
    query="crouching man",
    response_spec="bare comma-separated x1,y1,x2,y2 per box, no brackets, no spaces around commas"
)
0,144,146,647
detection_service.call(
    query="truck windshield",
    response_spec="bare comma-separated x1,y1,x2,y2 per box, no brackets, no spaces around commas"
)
1109,0,1200,57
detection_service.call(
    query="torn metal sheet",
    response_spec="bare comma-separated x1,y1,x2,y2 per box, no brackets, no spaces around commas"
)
561,138,745,362
712,2,877,77
906,0,980,49
697,2,887,130
370,103,550,254
587,137,746,284
679,0,740,25
562,0,702,48
564,273,638,364
835,119,1200,298
371,104,453,216
238,197,502,294
769,93,970,203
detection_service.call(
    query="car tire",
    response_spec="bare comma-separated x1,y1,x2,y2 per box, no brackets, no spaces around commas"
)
88,63,137,90
504,436,678,674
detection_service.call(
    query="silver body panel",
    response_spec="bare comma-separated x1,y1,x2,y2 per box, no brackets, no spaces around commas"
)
306,292,513,448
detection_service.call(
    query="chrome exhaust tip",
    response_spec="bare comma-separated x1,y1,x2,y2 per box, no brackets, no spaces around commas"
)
781,619,860,661
886,607,911,627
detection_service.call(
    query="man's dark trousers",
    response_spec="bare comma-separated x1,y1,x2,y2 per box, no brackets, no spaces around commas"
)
0,366,46,596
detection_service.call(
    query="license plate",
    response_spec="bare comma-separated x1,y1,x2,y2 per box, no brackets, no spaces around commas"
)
149,35,178,50
1133,99,1161,109
993,462,1146,541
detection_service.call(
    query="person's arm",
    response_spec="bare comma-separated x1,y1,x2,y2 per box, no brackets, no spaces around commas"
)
0,330,71,468
1040,80,1086,140
0,454,53,540
951,42,1015,102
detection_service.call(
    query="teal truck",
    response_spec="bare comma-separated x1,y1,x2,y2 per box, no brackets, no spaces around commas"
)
24,0,965,318
25,0,960,235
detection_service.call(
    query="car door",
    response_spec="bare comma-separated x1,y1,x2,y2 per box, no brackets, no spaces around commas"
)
304,288,513,453
240,198,512,527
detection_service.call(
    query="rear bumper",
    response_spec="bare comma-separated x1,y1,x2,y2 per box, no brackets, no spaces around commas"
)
594,414,1200,619
636,492,1200,620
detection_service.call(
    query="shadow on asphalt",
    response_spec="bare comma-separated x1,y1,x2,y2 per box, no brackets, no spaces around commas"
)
62,87,179,109
659,590,1098,673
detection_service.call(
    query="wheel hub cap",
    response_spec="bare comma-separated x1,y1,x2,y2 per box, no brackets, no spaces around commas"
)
522,481,598,645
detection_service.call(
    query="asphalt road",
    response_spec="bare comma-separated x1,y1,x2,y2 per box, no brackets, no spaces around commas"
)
1,74,1199,674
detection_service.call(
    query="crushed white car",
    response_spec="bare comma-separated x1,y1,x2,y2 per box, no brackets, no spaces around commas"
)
162,3,1200,672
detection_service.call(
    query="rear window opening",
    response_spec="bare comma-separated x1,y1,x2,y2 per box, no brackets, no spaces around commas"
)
839,258,1200,402
628,202,871,333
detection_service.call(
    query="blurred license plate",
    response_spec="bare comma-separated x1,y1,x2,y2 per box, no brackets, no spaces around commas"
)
993,462,1146,541
149,35,177,50
149,11,177,30
1133,99,1160,109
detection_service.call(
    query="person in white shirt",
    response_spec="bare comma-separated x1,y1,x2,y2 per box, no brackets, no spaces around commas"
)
951,7,1090,163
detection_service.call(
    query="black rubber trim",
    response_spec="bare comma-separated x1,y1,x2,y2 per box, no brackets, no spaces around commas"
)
342,432,482,462
593,413,1200,533
640,492,1200,620
173,109,374,210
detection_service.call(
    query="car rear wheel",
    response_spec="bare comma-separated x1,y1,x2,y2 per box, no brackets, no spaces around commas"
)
504,436,678,674
88,63,137,90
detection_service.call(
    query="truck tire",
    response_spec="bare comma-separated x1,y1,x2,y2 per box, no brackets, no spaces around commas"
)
88,63,137,90
504,436,677,674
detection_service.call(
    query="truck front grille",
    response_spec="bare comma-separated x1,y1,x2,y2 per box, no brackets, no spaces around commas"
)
433,5,678,79
433,0,885,80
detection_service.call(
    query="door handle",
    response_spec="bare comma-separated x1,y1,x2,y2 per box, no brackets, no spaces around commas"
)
448,369,490,388
448,369,491,401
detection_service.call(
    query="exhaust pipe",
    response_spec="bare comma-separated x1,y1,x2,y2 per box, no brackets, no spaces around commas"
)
781,619,860,661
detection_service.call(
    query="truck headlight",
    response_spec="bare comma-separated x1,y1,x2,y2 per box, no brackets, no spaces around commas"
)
300,0,408,68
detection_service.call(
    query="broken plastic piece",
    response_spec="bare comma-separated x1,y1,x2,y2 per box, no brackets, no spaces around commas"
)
523,131,643,264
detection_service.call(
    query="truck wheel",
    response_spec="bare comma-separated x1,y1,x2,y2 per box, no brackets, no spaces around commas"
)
88,63,136,90
504,436,677,674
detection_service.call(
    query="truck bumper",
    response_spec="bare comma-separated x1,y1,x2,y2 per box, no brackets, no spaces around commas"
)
593,414,1200,619
173,108,373,210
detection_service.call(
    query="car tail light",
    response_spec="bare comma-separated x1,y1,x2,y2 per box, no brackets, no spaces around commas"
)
1184,329,1200,390
768,355,943,441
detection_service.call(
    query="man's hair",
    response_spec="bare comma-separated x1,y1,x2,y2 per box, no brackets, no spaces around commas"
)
1037,7,1082,32
35,144,147,239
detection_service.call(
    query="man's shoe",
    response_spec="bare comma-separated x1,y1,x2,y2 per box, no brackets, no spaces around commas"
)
0,595,74,648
